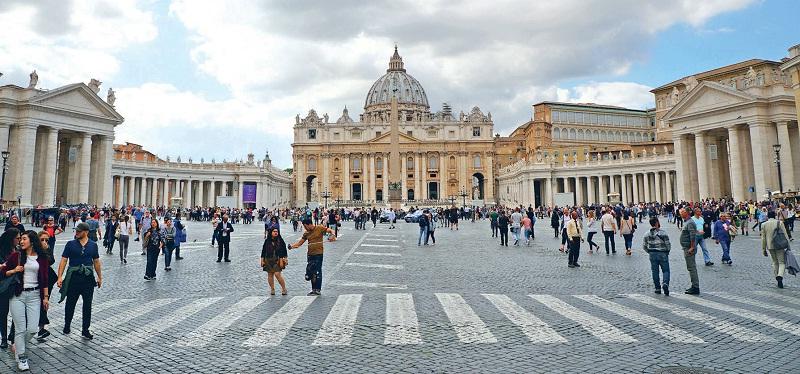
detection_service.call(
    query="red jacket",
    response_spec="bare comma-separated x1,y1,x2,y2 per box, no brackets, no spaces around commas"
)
2,251,49,299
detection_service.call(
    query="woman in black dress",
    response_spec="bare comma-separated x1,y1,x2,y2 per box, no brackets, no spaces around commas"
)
260,228,288,296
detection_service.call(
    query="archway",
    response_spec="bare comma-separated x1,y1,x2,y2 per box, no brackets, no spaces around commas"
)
472,173,485,200
306,175,317,202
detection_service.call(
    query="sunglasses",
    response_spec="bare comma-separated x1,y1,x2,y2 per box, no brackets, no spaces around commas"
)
40,238,48,242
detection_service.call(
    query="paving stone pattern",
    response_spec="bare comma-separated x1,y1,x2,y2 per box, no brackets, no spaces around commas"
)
1,218,798,373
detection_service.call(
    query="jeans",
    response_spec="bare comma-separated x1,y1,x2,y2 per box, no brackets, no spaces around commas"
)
524,228,533,241
118,235,129,261
719,239,731,262
0,297,9,342
164,242,175,267
490,221,498,237
603,231,616,254
211,231,217,245
648,252,670,289
587,232,598,250
683,247,699,289
426,229,436,244
623,234,634,250
307,254,324,291
696,237,711,263
511,227,520,242
567,238,581,265
418,227,429,245
145,246,160,277
499,227,508,245
10,290,40,358
64,271,95,333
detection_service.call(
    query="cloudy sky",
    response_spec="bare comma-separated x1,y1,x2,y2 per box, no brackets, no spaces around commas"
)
0,0,796,168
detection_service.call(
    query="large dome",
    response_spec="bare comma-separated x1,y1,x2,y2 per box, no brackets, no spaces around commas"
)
364,47,429,111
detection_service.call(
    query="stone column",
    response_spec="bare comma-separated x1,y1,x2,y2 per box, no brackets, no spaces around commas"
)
237,181,243,209
776,121,795,191
343,156,351,201
209,181,217,207
586,176,595,205
149,178,157,207
621,174,629,205
609,174,617,200
789,122,800,190
75,134,92,204
6,124,36,207
420,153,428,200
401,153,408,201
564,177,572,193
749,123,772,198
38,127,59,206
126,177,135,206
544,177,553,207
598,175,607,204
414,153,421,201
694,132,709,200
672,135,687,201
643,173,651,202
439,153,447,202
655,172,662,202
322,155,330,197
575,176,584,206
369,154,376,202
383,155,390,203
727,126,745,201
666,172,674,202
632,173,640,203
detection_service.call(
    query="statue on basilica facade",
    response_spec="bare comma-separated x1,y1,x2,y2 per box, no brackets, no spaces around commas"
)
28,70,38,89
106,88,116,106
88,79,102,94
295,114,300,124
670,87,680,106
744,67,756,88
323,113,329,123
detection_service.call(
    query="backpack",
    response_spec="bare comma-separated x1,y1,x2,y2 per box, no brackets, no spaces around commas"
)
771,222,790,251
418,215,429,228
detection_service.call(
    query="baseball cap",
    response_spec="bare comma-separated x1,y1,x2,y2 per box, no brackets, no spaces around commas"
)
76,222,90,232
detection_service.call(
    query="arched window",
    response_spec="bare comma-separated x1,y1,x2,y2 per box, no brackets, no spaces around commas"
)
352,157,361,170
428,156,438,169
569,128,576,140
473,155,482,168
334,158,340,170
561,128,568,139
376,157,383,171
449,156,456,169
406,156,414,170
308,157,317,171
553,127,560,139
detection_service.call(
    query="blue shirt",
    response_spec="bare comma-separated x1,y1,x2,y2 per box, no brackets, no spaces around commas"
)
61,239,100,267
133,209,143,221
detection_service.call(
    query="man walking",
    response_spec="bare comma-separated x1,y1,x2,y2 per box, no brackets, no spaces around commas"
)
761,210,790,288
510,208,523,246
56,222,103,340
290,218,337,296
601,207,617,254
215,214,234,262
566,211,583,268
692,208,713,266
417,210,430,246
643,217,671,296
678,208,700,295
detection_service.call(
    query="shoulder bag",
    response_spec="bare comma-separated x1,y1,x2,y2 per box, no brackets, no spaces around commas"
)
0,272,20,299
772,222,790,251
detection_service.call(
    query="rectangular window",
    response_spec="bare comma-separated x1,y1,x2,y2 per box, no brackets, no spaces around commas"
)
428,130,437,137
375,131,381,137
472,127,481,137
567,112,574,123
449,130,455,138
552,111,560,122
333,132,340,140
376,158,383,170
407,130,413,136
307,129,316,140
351,131,361,139
352,158,361,170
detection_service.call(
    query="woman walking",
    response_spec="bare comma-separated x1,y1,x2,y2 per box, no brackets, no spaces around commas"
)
426,211,437,246
0,228,20,349
162,218,177,272
117,215,133,264
4,230,50,371
35,231,57,342
619,210,636,256
585,210,600,253
143,219,163,281
713,213,735,265
260,228,288,295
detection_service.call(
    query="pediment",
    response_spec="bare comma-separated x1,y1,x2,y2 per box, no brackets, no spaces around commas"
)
368,131,422,144
663,81,756,121
29,83,124,123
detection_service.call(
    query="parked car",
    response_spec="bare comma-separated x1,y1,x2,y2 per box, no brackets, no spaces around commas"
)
379,211,392,223
404,209,431,223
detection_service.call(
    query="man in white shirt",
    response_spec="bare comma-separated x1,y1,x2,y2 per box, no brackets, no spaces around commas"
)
510,208,523,246
600,207,617,254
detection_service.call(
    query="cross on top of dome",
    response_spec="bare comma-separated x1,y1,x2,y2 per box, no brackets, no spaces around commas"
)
388,44,405,72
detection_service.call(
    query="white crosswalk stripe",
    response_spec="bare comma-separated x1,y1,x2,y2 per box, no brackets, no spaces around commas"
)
360,243,400,248
346,262,403,270
752,291,800,307
530,295,636,343
384,293,421,345
354,252,402,257
680,295,800,336
708,292,800,317
482,294,566,343
436,293,497,343
109,297,223,347
49,298,177,348
364,238,399,242
242,296,316,347
574,295,703,343
330,281,408,289
625,294,773,342
177,296,266,347
313,294,363,345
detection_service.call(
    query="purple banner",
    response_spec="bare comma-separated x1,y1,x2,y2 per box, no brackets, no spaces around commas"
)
242,183,257,203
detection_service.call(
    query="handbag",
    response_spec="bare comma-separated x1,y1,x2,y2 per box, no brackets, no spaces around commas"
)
115,226,121,239
278,257,288,270
0,273,20,299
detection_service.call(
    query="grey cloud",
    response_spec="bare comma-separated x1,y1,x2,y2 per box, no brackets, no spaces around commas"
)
0,0,75,36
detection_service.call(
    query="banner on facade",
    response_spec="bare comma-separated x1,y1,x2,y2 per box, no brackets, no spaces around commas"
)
242,183,257,203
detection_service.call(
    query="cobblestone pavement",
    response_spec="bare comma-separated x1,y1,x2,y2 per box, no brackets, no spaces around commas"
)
1,217,798,373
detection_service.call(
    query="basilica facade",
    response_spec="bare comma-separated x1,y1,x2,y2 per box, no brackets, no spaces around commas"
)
291,47,496,207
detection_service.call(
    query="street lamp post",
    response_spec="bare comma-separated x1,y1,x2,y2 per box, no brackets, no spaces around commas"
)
321,188,331,209
0,151,8,203
773,144,783,194
459,187,468,208
448,195,456,206
335,197,342,210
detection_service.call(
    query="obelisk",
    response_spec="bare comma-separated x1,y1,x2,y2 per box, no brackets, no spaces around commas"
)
388,94,402,209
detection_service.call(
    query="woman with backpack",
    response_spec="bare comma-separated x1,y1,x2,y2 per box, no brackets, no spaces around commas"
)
619,210,636,256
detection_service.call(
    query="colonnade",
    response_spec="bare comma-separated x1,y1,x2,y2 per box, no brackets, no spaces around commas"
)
0,123,113,207
111,176,289,209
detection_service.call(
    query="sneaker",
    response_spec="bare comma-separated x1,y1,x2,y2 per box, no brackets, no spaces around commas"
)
568,264,575,268
705,262,714,266
176,257,184,260
37,329,50,340
63,327,71,335
662,284,669,296
82,331,94,340
224,259,231,262
216,259,222,263
684,287,700,295
123,259,127,264
144,276,151,281
0,340,6,349
654,289,661,294
572,263,580,267
17,356,29,371
777,276,784,289
307,291,318,296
